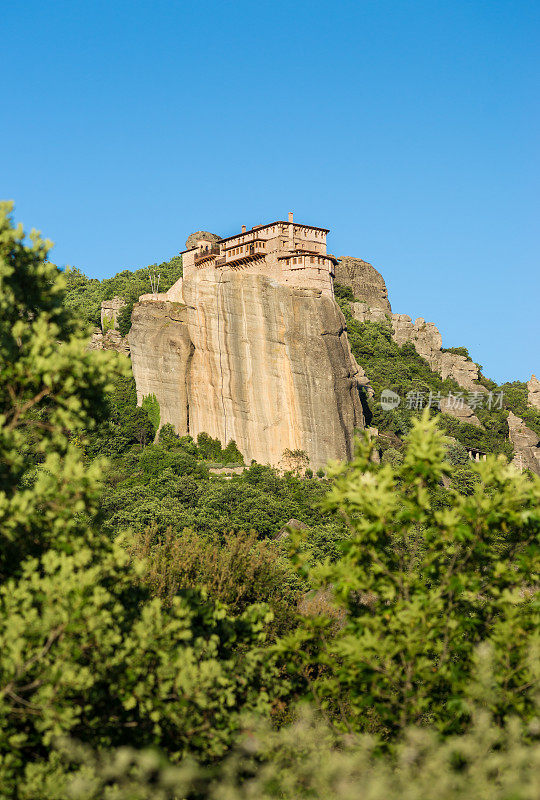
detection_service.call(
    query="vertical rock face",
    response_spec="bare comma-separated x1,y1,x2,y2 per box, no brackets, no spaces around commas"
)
334,257,391,312
507,411,540,475
351,302,389,323
101,296,126,331
527,375,540,410
439,396,481,427
129,271,365,469
130,302,193,434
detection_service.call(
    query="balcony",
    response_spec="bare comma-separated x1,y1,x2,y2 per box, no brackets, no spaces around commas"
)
225,241,266,264
194,244,221,265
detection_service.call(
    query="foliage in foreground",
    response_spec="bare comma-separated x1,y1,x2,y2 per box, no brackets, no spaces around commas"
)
22,701,540,799
0,204,279,793
281,414,540,736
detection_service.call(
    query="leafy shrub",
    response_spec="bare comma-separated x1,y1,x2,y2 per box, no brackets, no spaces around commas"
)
131,527,299,635
0,204,280,791
440,345,471,359
281,413,540,737
42,699,540,799
141,393,160,433
333,282,355,301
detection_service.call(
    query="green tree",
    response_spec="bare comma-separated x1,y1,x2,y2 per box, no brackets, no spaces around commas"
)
280,412,540,737
0,201,119,579
0,205,279,793
141,393,160,433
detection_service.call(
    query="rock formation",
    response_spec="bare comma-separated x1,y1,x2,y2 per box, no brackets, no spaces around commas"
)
507,411,540,476
391,315,483,391
527,375,540,410
439,396,481,427
337,256,484,393
350,303,483,392
334,257,391,312
129,270,365,469
351,302,389,324
88,327,130,355
101,296,126,331
184,231,221,251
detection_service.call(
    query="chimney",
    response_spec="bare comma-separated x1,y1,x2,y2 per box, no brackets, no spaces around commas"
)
241,224,246,233
288,212,293,223
288,211,294,247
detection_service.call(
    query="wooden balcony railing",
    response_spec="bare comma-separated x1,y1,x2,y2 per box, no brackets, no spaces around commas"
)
194,244,221,264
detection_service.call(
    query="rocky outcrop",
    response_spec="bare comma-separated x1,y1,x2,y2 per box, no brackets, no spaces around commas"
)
350,304,483,392
101,296,126,331
393,315,482,391
527,375,540,410
351,302,389,324
507,411,540,476
129,271,365,469
185,231,221,250
334,257,391,312
129,301,193,436
89,328,130,355
439,396,481,427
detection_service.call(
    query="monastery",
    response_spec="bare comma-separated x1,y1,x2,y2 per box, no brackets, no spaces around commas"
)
139,213,337,303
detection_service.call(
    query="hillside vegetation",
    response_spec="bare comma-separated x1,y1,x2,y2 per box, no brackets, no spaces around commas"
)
1,204,538,799
64,254,182,334
334,290,540,464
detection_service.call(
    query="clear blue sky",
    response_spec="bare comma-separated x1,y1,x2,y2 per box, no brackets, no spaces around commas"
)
3,0,539,383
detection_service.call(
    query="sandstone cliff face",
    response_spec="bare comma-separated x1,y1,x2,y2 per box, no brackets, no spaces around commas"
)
507,411,540,476
392,315,482,392
130,301,193,435
334,257,391,312
527,375,540,410
439,397,481,427
129,271,365,469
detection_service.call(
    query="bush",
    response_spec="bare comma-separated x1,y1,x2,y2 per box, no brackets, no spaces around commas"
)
333,282,355,301
141,393,160,433
131,528,299,635
46,699,540,799
281,413,540,737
